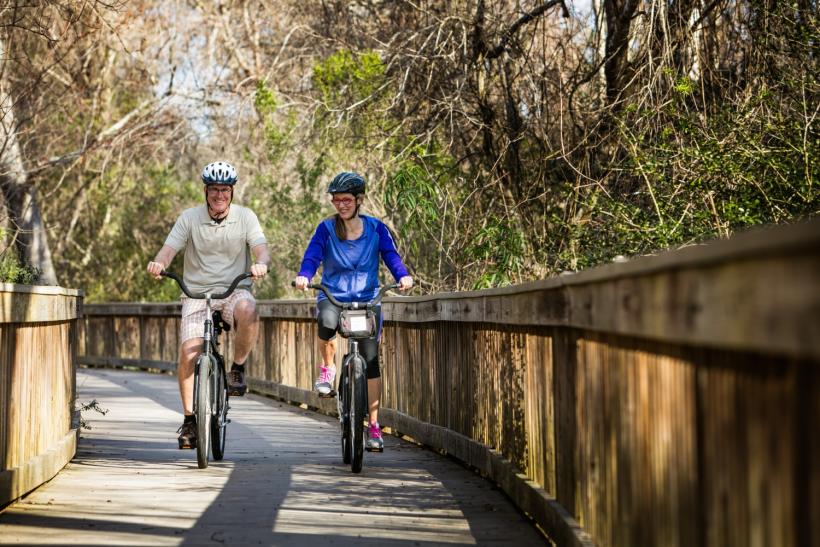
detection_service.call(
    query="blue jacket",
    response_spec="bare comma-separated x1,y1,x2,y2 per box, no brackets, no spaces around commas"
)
298,215,409,302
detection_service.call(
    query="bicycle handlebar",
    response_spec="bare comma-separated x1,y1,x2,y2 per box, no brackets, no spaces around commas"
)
291,281,401,308
162,271,253,300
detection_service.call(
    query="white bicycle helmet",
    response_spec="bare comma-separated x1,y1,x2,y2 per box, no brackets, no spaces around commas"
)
201,161,238,185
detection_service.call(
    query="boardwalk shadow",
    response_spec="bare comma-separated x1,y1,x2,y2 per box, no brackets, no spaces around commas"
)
61,370,544,546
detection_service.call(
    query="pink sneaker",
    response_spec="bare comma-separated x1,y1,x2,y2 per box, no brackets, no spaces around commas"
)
314,365,336,396
366,422,384,451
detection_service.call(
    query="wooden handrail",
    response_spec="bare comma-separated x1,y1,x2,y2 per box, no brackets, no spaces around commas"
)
79,218,820,547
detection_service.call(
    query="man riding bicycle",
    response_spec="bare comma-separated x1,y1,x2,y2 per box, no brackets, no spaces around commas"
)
293,171,412,451
147,161,269,449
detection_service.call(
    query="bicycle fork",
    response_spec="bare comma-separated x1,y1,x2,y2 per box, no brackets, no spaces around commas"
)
337,339,360,424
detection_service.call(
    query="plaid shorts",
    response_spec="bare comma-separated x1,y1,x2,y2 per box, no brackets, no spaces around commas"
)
179,289,254,343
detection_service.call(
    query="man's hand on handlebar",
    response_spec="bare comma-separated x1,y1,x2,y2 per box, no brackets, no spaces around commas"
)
399,275,413,291
293,276,309,290
250,263,268,280
147,261,165,280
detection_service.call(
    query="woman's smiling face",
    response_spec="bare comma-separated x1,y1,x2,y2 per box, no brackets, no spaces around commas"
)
331,193,359,219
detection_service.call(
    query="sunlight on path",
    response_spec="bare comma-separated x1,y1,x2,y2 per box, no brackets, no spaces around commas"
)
0,369,545,546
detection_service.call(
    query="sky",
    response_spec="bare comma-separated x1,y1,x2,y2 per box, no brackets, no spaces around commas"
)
569,0,594,17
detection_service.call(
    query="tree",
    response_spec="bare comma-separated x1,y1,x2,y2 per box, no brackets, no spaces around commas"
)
0,35,57,284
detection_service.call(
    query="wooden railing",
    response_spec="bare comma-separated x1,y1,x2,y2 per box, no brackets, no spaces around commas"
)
79,219,820,547
1,284,82,506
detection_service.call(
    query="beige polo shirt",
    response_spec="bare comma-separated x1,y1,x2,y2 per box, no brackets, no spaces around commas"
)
164,204,266,294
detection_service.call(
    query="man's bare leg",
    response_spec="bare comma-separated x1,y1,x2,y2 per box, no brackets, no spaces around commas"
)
227,299,259,395
178,338,202,414
232,299,259,364
177,337,202,448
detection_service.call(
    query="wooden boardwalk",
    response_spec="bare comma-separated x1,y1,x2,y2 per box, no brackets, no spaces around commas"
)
0,368,546,546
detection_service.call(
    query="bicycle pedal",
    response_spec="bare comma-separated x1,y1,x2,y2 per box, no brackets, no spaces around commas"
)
365,446,384,453
319,390,337,398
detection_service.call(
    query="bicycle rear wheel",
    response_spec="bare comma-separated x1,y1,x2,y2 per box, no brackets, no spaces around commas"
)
350,355,367,473
338,363,351,464
195,355,214,469
211,361,228,461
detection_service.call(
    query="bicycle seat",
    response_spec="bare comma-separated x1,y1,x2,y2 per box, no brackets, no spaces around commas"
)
212,311,231,333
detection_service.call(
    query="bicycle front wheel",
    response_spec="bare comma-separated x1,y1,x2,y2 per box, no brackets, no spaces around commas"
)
350,355,367,473
211,361,228,461
195,355,214,469
338,364,351,464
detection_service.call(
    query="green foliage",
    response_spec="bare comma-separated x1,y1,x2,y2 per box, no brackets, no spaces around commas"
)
385,153,443,236
251,154,329,298
254,81,296,164
674,77,694,96
383,144,469,282
468,216,526,289
312,49,386,106
56,165,199,302
311,49,393,150
0,252,41,284
35,3,820,299
556,69,819,273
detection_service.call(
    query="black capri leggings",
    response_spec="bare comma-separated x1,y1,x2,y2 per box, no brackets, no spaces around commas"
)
316,298,382,379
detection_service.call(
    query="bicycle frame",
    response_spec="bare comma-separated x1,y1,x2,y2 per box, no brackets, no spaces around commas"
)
197,297,227,388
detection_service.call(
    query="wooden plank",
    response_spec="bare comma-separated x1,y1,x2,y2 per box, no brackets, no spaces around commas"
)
78,356,176,372
114,317,141,360
0,325,12,471
0,290,81,323
82,303,180,317
0,315,77,505
140,317,162,362
0,429,78,506
378,407,596,547
698,352,800,547
566,253,820,360
524,330,555,493
809,365,820,547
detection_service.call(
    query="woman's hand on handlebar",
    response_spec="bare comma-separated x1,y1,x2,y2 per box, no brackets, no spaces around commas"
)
293,276,310,290
147,261,165,280
398,275,413,291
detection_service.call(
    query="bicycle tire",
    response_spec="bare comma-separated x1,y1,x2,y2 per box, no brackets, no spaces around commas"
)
338,362,351,464
350,355,367,473
195,354,213,469
211,361,228,461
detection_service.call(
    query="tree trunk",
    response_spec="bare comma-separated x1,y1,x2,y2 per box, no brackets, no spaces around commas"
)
0,38,58,285
603,0,640,106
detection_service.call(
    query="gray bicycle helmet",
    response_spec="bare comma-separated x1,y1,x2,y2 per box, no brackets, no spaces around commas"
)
201,161,238,185
327,171,366,195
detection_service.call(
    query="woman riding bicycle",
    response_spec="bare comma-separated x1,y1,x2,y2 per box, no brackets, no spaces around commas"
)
293,171,413,451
